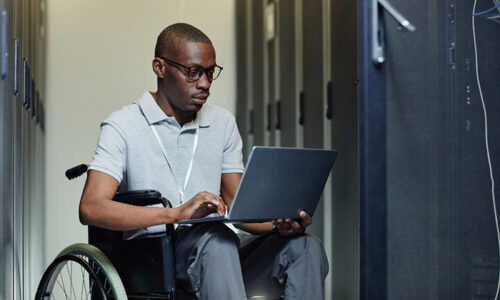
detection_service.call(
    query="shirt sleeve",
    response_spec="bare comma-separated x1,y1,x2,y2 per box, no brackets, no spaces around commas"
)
88,121,127,183
221,117,244,173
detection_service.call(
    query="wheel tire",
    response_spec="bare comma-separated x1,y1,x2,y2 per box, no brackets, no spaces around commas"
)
36,243,127,300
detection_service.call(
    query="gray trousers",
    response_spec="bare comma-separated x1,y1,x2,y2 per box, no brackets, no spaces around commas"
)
174,223,329,300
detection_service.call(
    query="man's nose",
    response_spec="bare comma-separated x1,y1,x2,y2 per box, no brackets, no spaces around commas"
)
196,72,211,90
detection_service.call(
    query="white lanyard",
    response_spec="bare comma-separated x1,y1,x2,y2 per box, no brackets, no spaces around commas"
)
150,124,198,204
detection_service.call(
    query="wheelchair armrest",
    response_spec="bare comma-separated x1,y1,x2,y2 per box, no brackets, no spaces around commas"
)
111,190,174,238
113,190,172,208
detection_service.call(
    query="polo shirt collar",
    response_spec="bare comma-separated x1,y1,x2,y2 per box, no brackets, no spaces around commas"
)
138,91,211,128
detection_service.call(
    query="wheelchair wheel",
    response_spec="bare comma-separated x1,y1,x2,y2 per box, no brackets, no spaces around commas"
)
36,243,127,300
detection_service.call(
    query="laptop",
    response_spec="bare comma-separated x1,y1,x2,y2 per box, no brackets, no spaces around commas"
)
176,146,338,225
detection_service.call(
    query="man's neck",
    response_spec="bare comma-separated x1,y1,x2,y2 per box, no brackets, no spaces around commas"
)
151,91,195,127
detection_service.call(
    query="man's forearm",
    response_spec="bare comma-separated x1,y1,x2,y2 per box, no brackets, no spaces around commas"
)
80,198,180,231
235,222,274,235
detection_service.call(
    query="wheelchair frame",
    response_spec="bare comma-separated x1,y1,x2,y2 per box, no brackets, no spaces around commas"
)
36,165,178,299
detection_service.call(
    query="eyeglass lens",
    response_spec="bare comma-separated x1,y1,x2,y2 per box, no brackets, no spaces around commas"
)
188,66,221,81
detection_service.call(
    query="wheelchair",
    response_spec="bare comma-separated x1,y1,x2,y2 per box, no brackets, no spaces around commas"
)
36,164,283,300
35,164,191,300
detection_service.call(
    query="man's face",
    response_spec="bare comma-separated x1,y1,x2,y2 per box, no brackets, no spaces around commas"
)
162,41,216,114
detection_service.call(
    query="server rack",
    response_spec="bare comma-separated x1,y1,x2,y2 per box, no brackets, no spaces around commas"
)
330,0,359,298
237,0,500,298
252,0,267,147
1,0,46,298
277,0,302,148
359,0,500,298
0,0,15,298
301,0,331,244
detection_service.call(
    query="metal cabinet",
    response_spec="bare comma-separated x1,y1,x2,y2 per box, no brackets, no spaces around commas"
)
278,0,302,148
1,0,46,299
301,0,331,245
330,0,359,298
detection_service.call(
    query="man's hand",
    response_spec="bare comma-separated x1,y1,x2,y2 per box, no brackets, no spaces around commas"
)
271,210,312,236
175,191,227,221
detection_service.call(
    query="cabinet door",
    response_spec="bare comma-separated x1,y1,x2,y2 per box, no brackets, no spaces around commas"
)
0,0,14,299
330,0,359,298
236,0,250,160
13,0,25,298
302,0,329,241
359,0,500,298
251,0,266,147
278,0,302,148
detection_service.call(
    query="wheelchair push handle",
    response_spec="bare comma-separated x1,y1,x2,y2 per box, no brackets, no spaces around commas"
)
65,164,88,180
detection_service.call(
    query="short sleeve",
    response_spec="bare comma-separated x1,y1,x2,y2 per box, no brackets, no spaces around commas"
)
88,122,127,183
221,117,244,173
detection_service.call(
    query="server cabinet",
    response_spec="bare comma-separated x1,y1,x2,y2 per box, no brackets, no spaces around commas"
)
236,0,250,160
359,0,500,298
251,0,267,147
13,0,25,296
301,0,330,241
1,0,45,298
236,0,256,161
263,0,278,146
0,0,14,299
358,0,387,297
278,0,302,147
330,0,359,298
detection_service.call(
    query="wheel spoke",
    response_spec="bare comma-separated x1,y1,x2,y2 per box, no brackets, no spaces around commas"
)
89,276,95,299
68,261,78,299
63,264,73,300
107,280,112,296
81,262,87,300
56,277,70,299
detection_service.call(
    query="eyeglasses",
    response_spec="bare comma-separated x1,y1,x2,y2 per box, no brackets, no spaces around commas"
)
159,56,223,82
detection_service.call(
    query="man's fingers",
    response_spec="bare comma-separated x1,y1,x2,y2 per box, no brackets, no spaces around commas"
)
199,193,226,215
299,211,312,227
290,220,304,233
277,222,293,236
209,197,225,216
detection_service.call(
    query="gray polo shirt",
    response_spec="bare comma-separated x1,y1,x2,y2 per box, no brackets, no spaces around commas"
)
89,91,244,238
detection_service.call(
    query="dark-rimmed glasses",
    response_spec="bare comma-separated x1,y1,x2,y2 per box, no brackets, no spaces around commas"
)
159,56,223,82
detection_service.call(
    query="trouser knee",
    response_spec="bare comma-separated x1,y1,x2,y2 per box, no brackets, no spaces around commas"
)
282,234,329,276
289,234,326,255
198,223,240,256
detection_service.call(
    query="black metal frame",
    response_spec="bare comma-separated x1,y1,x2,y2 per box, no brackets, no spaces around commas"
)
89,190,176,299
358,0,388,298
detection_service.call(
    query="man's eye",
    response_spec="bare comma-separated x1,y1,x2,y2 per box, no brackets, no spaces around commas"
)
189,68,203,78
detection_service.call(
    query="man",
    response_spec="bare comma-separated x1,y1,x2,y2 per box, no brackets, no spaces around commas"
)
79,23,328,299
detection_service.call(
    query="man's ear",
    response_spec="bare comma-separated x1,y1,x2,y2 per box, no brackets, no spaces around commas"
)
152,58,165,79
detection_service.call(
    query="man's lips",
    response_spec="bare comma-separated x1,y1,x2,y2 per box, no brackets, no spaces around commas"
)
192,93,209,99
192,93,209,105
192,98,206,105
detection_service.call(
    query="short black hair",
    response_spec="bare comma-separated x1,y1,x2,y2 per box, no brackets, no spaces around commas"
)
154,23,212,58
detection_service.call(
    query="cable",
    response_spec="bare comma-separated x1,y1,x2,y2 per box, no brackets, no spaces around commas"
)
488,18,500,25
473,0,500,15
472,1,500,299
477,13,500,18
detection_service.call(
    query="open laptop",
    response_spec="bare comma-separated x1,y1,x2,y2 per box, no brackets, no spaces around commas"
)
176,146,338,225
